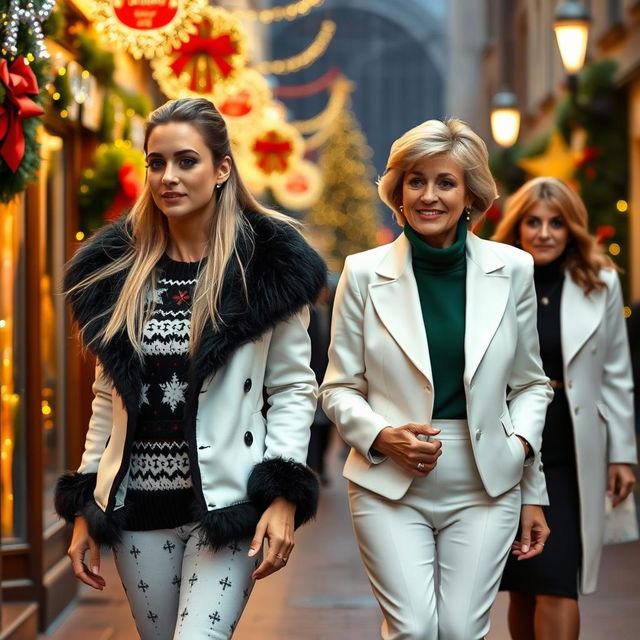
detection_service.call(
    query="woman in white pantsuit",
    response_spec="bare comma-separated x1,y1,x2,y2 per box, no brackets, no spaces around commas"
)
320,120,553,640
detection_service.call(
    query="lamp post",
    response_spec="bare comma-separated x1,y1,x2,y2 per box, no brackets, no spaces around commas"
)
553,0,591,97
491,89,521,147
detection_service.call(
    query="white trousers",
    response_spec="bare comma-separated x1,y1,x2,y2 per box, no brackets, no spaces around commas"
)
114,523,261,640
348,420,521,640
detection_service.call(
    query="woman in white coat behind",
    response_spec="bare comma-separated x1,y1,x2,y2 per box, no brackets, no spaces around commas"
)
494,177,637,640
320,119,553,640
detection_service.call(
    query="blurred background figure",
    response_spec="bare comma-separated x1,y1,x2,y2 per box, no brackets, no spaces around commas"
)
307,273,339,484
493,177,637,640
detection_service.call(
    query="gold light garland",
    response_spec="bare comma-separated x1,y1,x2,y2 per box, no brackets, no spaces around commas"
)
232,0,324,24
254,19,336,75
91,0,208,60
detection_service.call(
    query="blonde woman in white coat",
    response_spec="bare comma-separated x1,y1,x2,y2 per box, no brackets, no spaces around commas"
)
320,120,553,640
54,98,325,640
494,177,637,640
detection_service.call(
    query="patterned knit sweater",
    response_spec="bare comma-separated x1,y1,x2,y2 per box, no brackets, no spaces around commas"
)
122,254,202,530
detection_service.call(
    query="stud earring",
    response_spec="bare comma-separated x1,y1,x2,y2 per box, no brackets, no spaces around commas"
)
464,206,471,222
399,205,404,213
216,183,223,189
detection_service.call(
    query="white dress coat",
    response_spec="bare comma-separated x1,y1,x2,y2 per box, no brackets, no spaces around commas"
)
320,232,553,506
560,268,637,594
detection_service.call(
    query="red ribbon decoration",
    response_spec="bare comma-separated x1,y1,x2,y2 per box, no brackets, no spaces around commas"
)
252,131,293,174
0,56,44,172
170,31,237,93
103,163,143,222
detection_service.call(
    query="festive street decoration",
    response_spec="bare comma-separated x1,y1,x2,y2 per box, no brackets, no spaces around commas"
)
517,129,578,183
151,6,247,99
91,0,207,59
246,121,304,176
1,0,54,59
215,68,272,127
308,105,380,270
0,56,44,172
255,19,336,75
232,0,324,23
271,159,323,211
79,142,145,233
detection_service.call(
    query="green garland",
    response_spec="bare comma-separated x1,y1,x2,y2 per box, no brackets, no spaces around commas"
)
0,0,51,203
79,143,145,234
488,61,629,288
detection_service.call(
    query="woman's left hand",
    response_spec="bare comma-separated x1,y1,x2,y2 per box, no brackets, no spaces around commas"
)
511,505,550,561
608,463,636,507
249,497,296,580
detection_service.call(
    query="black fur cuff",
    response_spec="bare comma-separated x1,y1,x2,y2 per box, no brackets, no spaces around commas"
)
197,502,261,551
247,458,319,528
54,472,97,523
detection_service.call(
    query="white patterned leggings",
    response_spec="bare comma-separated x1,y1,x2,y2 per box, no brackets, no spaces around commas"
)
113,523,261,640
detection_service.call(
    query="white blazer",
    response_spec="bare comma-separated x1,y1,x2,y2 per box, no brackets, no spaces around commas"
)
560,269,637,593
320,232,553,505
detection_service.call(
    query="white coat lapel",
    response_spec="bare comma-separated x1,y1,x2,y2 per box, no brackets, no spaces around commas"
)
464,235,510,383
561,271,605,364
369,235,433,382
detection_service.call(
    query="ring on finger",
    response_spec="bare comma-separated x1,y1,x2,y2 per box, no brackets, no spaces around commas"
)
417,462,425,471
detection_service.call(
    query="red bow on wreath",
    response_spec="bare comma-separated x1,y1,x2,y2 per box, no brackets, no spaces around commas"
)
170,32,237,93
252,131,293,174
0,56,44,172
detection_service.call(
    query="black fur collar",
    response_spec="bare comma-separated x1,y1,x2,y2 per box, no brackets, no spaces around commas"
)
65,212,326,411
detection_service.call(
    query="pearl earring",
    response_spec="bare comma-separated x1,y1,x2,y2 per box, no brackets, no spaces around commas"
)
216,183,223,189
464,206,471,222
399,205,404,213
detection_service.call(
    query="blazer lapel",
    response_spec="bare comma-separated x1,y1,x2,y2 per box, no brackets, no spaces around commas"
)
369,235,433,383
561,271,605,364
464,235,510,383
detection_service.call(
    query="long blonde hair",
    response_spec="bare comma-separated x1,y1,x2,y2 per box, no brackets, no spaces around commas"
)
67,98,294,358
492,177,617,294
377,119,498,227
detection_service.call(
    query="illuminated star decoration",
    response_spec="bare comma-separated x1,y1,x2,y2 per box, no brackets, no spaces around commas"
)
1,0,54,59
517,130,578,183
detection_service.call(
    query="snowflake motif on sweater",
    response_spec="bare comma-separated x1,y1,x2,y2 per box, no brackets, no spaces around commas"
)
124,255,203,531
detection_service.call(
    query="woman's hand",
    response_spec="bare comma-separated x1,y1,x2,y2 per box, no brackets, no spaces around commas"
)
516,435,531,457
608,463,636,507
68,515,106,590
249,497,296,580
511,505,550,561
372,424,442,477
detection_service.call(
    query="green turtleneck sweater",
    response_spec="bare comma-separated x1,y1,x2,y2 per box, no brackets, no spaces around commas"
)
404,220,467,419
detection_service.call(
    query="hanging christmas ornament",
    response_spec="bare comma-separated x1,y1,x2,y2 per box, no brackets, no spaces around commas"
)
1,0,54,59
0,55,45,172
91,0,207,60
216,68,272,127
517,130,578,183
242,120,304,177
151,6,247,99
271,159,323,210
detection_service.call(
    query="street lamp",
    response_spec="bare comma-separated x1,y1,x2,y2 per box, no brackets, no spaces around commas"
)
553,0,591,95
491,90,521,147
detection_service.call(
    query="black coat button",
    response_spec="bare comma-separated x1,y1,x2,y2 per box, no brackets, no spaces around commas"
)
244,431,253,446
244,378,252,392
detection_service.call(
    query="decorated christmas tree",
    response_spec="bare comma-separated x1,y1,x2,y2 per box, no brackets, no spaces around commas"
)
308,105,380,271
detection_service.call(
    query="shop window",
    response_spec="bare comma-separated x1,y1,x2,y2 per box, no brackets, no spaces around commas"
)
0,199,28,543
39,130,67,532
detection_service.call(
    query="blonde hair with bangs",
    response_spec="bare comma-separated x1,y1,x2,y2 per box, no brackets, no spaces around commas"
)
68,98,295,359
378,119,498,227
492,177,617,294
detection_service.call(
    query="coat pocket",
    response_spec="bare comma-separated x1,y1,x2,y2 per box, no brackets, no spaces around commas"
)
500,412,515,435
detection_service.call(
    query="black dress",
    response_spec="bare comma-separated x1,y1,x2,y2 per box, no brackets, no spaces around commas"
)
500,257,582,599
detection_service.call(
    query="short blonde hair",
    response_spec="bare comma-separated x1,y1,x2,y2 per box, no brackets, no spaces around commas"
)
378,119,498,226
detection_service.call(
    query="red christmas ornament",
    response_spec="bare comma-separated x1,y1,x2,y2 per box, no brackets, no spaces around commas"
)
595,225,616,244
252,130,293,174
103,163,143,222
0,57,44,172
